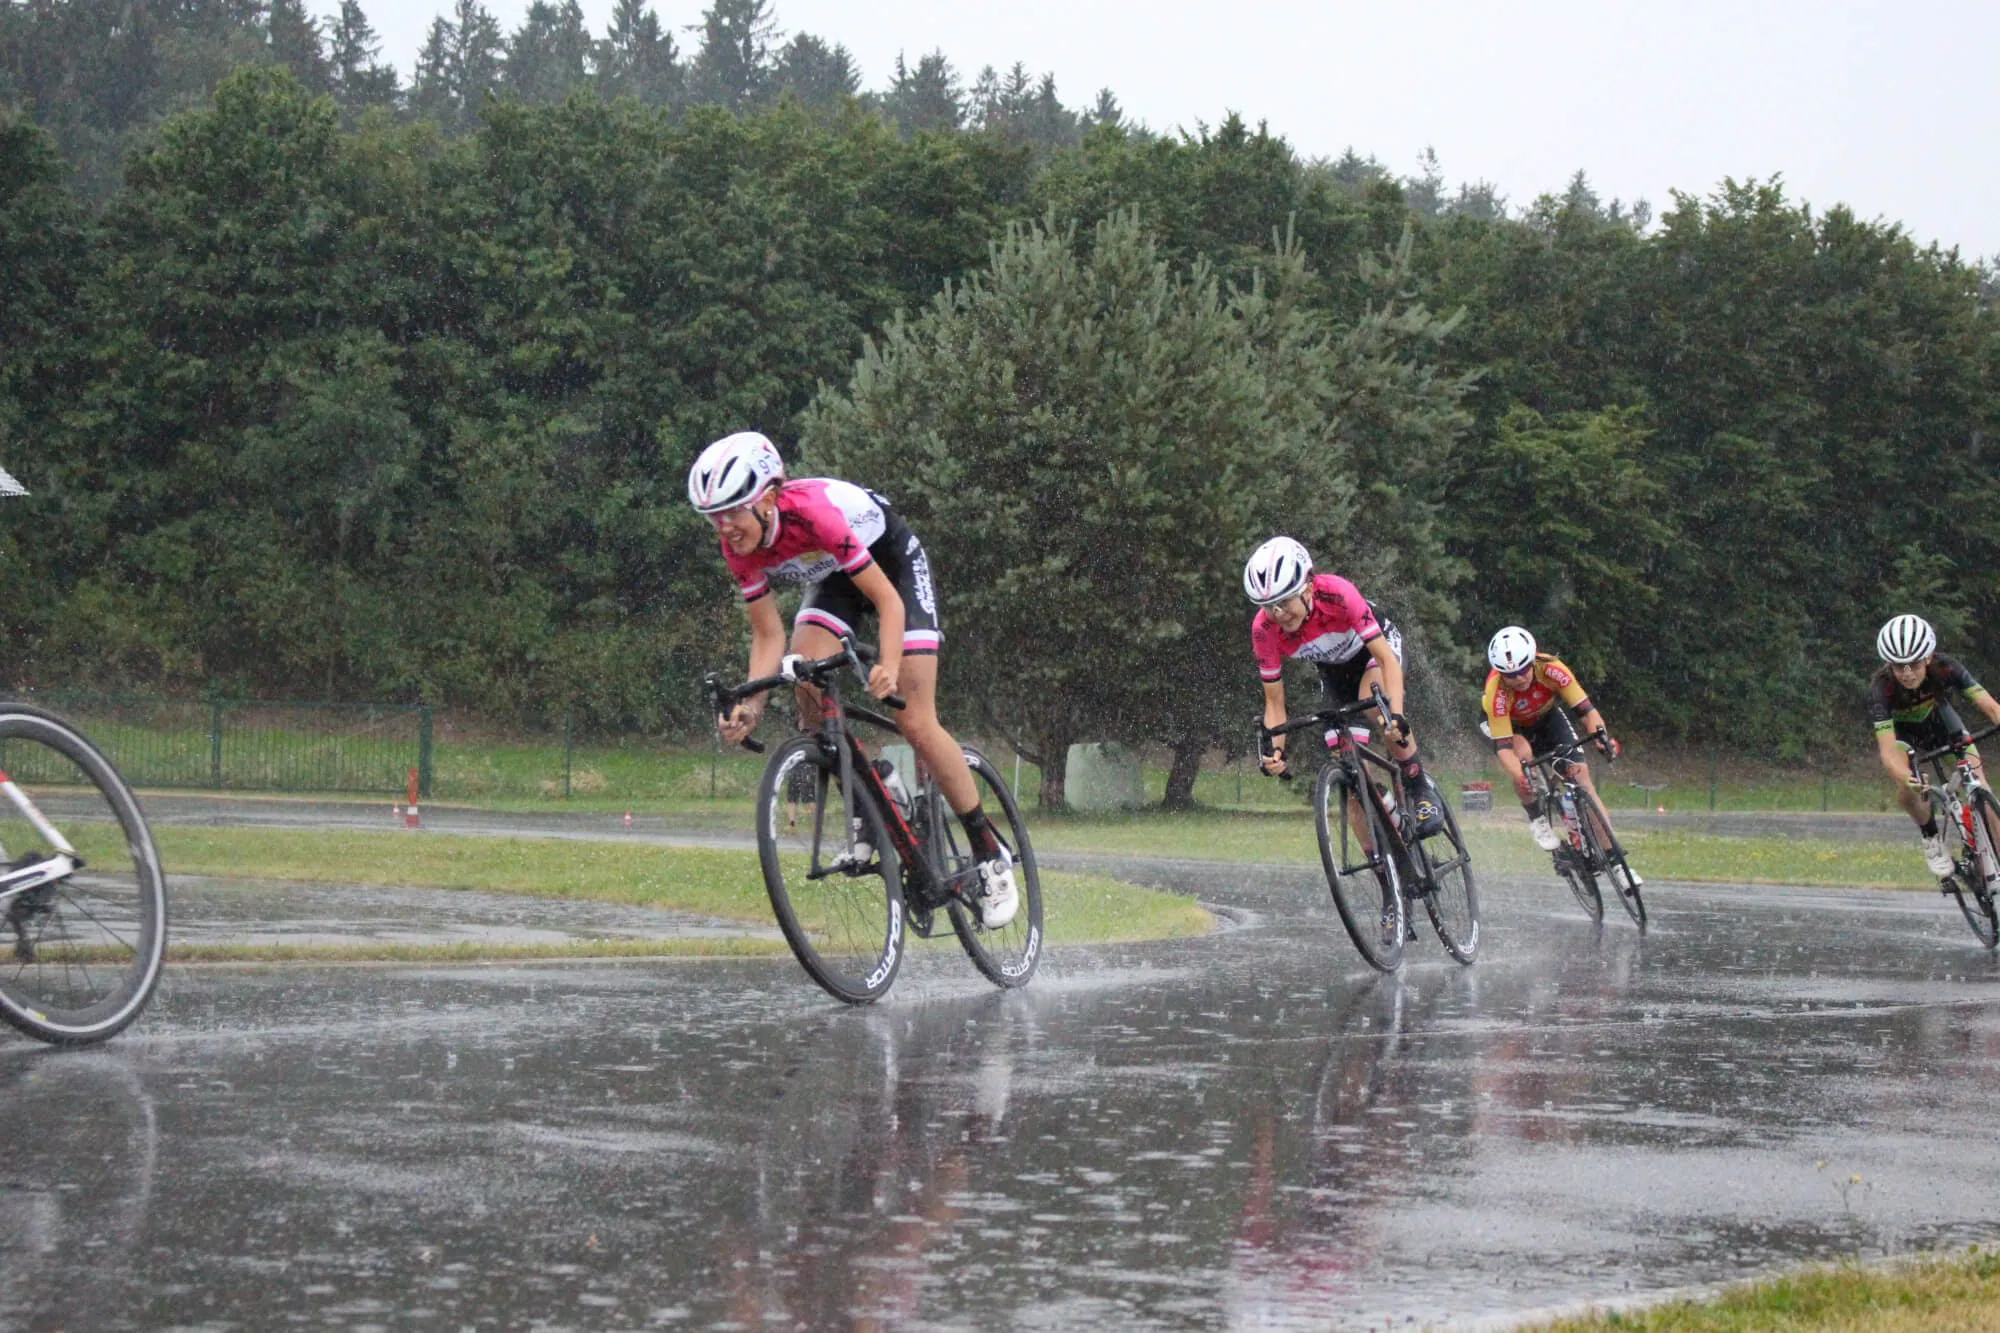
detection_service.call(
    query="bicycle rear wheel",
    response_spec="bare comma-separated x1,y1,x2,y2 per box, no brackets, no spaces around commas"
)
756,735,904,1003
1417,799,1479,965
1577,786,1645,929
939,746,1043,989
1944,788,2000,948
0,706,167,1045
1315,765,1405,972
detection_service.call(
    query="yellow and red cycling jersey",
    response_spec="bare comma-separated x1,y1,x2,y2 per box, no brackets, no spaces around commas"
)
1481,655,1593,743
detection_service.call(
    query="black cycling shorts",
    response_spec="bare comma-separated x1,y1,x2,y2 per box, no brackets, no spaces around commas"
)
794,530,942,656
1517,707,1581,758
1893,703,1970,760
1314,618,1404,703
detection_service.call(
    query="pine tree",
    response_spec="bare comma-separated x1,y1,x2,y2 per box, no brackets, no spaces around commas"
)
688,0,775,112
881,50,960,135
599,0,680,106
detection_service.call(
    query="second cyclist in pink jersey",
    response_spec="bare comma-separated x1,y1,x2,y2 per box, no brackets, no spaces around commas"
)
1244,536,1445,835
690,431,1016,929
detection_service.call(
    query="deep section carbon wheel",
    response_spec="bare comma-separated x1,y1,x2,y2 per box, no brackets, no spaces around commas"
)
1315,765,1405,972
755,735,903,1003
936,746,1043,989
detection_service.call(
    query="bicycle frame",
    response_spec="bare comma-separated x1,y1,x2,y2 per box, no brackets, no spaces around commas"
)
1263,689,1407,860
706,641,974,913
0,766,82,901
1914,724,2000,875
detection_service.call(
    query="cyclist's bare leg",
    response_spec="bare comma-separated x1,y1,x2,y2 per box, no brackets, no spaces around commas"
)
784,621,979,814
1358,661,1417,765
885,654,979,814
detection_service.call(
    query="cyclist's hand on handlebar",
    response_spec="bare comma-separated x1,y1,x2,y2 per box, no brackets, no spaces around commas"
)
718,697,763,744
866,662,899,700
1596,732,1622,760
1388,711,1411,742
1260,751,1290,778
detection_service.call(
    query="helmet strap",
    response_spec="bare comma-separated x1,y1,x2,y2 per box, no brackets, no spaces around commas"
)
754,492,779,549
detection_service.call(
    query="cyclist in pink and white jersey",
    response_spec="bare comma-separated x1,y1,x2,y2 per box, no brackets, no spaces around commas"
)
690,431,1016,928
1245,536,1445,835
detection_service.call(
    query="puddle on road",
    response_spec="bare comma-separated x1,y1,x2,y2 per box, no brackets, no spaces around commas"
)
4,877,2000,1328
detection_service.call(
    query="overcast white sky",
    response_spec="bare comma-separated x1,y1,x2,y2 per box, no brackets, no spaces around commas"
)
340,0,2000,259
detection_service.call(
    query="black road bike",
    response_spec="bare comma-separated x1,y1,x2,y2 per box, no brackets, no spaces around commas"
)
1524,732,1644,929
1261,689,1479,971
706,640,1043,1003
0,701,168,1044
1911,722,2000,947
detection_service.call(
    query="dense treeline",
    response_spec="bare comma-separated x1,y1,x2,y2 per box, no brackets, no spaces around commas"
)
2,8,1995,802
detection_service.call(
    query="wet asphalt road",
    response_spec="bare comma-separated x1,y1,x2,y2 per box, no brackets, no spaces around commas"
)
6,822,2000,1329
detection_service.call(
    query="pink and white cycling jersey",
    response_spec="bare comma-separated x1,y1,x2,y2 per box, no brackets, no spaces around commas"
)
1250,573,1383,682
720,478,889,601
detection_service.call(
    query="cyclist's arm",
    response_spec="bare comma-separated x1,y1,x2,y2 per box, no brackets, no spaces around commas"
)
721,594,787,742
1577,705,1608,741
1495,743,1533,807
1367,634,1407,722
1874,725,1916,784
1970,685,2000,728
1261,680,1289,772
849,560,906,698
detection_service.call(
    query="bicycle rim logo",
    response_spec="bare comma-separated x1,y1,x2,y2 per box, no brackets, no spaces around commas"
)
999,924,1040,977
866,900,903,991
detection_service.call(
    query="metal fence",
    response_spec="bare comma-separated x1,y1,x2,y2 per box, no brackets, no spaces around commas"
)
4,695,433,797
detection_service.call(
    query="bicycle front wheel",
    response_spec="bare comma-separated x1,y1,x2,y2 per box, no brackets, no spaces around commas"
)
1418,799,1479,965
938,746,1044,989
1578,786,1645,930
1944,788,2000,948
0,706,168,1045
1315,765,1405,972
756,735,904,1003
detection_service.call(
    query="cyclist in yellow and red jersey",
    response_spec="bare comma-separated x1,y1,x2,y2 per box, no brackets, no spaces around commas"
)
1481,626,1632,873
1869,614,2000,878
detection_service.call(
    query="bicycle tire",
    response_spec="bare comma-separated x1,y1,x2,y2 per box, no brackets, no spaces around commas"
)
1577,785,1645,930
755,734,904,1004
1417,798,1479,965
0,706,168,1045
1543,791,1604,921
1314,764,1405,972
938,746,1044,989
1943,787,2000,948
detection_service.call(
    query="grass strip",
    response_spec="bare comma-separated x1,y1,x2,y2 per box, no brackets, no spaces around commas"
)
154,826,1213,949
1020,808,1937,889
167,938,791,965
1531,1246,2000,1331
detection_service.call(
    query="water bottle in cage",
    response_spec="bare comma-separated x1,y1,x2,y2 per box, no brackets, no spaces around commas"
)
874,758,913,823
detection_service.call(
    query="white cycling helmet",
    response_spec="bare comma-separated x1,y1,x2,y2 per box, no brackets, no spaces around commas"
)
1487,625,1537,674
1243,537,1314,606
1876,613,1936,665
0,465,25,498
687,431,784,515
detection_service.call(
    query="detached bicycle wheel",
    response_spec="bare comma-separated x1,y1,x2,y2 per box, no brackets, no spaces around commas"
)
756,735,904,1003
0,706,167,1045
939,746,1043,989
1944,788,2000,949
1578,788,1645,930
1417,799,1479,965
1315,765,1405,972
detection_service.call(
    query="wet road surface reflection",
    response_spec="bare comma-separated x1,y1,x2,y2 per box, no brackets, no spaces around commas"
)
5,869,2000,1329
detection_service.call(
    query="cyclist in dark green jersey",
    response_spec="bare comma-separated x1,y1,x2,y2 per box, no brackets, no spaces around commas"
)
1870,614,2000,877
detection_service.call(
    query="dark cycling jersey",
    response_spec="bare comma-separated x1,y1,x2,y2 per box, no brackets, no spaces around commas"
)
1867,655,1989,738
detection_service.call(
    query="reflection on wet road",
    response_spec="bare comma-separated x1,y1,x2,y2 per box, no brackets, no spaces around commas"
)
5,866,2000,1329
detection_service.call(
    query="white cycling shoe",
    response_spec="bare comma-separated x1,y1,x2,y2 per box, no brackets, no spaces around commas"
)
975,850,1019,929
1921,833,1954,878
828,818,873,872
1528,814,1560,852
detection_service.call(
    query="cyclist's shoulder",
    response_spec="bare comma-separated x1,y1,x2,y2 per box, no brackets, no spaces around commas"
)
1533,654,1580,686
